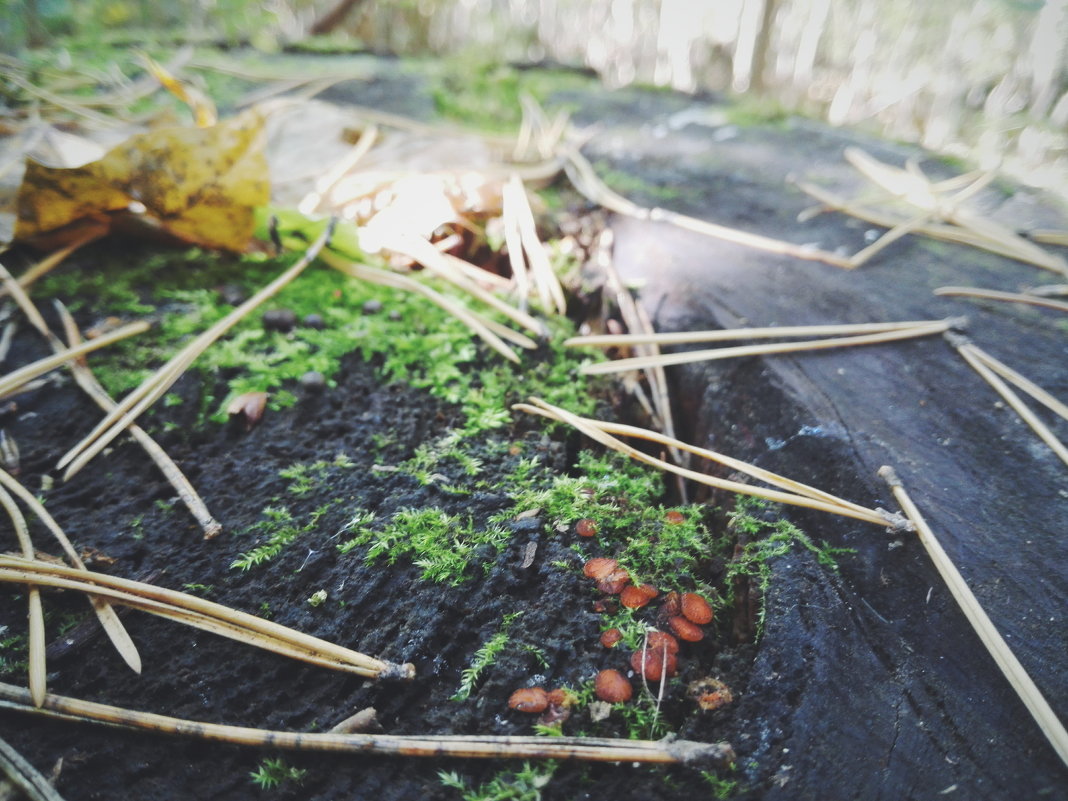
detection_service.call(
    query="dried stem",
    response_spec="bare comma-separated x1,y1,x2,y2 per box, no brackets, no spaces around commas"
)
580,319,954,375
57,220,336,480
0,682,734,767
878,466,1068,768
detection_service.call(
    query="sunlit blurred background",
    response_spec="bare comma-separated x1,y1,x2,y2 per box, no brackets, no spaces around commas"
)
4,0,1067,193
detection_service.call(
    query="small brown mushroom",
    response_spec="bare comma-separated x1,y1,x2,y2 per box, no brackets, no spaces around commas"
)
599,628,623,648
681,592,714,625
546,688,578,708
646,630,680,655
620,583,658,609
227,391,268,430
594,669,633,703
660,590,682,617
575,518,599,538
669,615,705,642
630,648,678,682
508,687,549,714
664,510,686,525
597,568,631,595
583,557,619,580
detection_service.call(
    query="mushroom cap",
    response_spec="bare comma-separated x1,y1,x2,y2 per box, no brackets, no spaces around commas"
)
594,669,633,703
575,518,599,537
630,647,678,681
507,687,549,713
620,583,655,608
646,630,680,655
669,615,705,642
681,592,714,624
596,568,631,595
583,557,619,580
599,628,623,648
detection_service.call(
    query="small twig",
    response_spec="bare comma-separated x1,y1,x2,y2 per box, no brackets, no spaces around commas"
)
515,398,894,528
580,319,955,375
934,286,1068,314
57,221,336,480
967,346,1068,423
878,466,1068,768
0,556,413,680
0,682,734,767
0,735,66,801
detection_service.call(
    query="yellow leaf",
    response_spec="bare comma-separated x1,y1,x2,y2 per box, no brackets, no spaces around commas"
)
14,109,268,252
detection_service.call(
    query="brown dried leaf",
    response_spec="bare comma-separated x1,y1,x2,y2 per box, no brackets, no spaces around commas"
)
14,109,268,252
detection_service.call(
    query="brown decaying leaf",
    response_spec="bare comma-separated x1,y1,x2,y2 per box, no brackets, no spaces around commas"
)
14,109,268,252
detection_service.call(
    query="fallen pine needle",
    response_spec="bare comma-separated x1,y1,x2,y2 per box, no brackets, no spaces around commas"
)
0,555,413,681
948,335,1068,468
934,286,1068,314
0,320,150,400
0,263,222,539
57,220,336,480
580,319,956,375
515,397,901,529
0,469,141,675
0,734,66,801
878,466,1068,768
566,319,952,348
0,487,45,706
0,682,734,767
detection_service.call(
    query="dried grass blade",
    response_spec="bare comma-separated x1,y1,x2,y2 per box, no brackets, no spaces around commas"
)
0,682,734,767
566,319,947,348
581,320,954,375
846,211,932,268
0,487,45,707
952,341,1068,468
298,124,379,215
0,555,413,681
0,320,150,399
934,286,1068,314
0,469,141,674
878,466,1068,768
564,148,854,269
57,221,336,479
515,398,890,527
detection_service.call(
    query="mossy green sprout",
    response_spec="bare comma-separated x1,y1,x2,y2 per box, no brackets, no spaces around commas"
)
230,503,332,571
725,496,854,637
439,760,556,801
249,757,307,790
451,611,524,702
337,507,508,585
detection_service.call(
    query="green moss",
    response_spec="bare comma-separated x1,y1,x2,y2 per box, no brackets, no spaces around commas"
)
336,507,508,585
230,503,333,570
